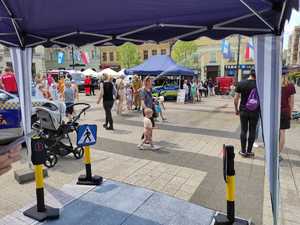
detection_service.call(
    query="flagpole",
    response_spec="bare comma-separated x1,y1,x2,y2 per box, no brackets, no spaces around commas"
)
72,46,75,70
235,35,241,82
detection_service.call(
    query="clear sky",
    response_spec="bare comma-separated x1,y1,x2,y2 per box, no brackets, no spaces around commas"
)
283,9,300,49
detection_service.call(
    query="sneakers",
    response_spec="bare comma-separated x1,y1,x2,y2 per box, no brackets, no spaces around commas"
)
137,144,144,150
239,151,255,158
239,151,248,157
150,145,160,151
253,142,259,148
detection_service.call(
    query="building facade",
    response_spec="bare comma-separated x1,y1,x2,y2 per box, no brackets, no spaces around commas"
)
44,45,101,71
0,45,46,75
99,42,171,69
194,36,255,81
287,26,300,66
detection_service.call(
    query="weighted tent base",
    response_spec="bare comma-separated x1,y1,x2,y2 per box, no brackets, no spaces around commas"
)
77,174,103,186
23,205,59,222
214,213,251,225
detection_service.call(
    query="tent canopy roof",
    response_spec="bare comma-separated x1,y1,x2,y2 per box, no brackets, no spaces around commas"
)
125,55,196,76
0,0,298,48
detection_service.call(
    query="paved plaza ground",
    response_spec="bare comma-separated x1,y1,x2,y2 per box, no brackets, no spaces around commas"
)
1,90,300,225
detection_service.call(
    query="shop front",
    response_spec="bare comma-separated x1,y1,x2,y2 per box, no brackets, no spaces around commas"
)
224,64,254,80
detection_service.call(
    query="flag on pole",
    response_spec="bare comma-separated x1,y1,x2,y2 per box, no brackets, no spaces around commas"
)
80,51,89,64
245,38,254,60
221,39,232,59
57,51,64,64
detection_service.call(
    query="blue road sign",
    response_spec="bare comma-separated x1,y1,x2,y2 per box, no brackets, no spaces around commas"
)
77,124,97,147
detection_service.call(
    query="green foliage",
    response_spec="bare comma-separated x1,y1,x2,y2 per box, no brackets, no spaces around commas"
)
288,72,300,82
116,42,141,68
171,40,198,67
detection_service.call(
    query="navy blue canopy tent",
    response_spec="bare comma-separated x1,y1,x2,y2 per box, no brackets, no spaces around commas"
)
125,55,196,76
0,1,299,224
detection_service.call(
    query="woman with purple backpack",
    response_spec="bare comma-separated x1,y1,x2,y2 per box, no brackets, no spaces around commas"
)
234,70,260,158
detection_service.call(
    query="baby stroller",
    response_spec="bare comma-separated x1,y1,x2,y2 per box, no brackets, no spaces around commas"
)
32,102,91,168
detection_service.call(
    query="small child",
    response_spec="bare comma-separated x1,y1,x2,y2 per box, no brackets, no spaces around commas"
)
154,96,166,121
63,80,75,120
138,108,159,150
126,84,133,111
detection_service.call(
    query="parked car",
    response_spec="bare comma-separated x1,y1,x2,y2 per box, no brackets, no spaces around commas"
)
0,89,65,144
152,81,179,100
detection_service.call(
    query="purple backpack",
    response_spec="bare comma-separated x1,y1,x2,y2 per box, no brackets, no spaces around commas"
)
246,88,259,111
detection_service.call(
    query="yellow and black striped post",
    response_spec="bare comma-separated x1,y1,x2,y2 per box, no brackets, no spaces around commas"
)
214,145,249,225
77,145,103,186
23,137,59,222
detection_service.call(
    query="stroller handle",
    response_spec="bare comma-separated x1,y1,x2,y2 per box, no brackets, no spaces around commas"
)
71,103,91,123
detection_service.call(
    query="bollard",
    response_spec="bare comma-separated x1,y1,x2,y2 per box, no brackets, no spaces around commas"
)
77,145,103,185
23,137,59,222
214,145,249,225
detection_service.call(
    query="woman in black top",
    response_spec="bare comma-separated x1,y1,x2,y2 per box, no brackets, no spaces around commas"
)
97,74,116,130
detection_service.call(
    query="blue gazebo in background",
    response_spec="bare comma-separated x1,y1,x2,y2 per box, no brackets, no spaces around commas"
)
125,55,196,77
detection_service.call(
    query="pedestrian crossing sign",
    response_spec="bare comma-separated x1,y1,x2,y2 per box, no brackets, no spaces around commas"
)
77,124,97,147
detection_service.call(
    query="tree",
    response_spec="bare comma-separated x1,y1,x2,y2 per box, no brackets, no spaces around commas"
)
171,40,198,67
117,42,141,68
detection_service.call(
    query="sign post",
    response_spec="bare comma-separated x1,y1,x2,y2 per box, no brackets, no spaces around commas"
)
23,136,59,222
76,124,102,186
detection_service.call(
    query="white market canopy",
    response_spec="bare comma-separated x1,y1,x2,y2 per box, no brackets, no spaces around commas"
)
97,68,119,78
82,68,98,77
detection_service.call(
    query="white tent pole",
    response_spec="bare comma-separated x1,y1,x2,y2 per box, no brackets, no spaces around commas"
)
254,34,281,225
10,48,33,168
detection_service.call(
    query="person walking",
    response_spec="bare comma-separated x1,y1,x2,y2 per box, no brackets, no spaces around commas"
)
116,76,126,115
97,74,116,130
279,69,296,161
63,80,75,120
126,83,133,111
84,75,91,96
183,80,189,103
191,80,197,104
234,70,260,157
132,75,142,111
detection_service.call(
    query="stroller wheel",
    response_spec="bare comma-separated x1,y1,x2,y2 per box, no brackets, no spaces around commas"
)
44,153,58,168
74,147,84,159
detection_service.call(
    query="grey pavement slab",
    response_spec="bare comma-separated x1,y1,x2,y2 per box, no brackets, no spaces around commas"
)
39,180,214,225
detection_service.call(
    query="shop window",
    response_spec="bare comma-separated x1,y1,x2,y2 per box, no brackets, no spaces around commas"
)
143,50,149,60
109,52,114,62
161,49,167,55
102,52,107,62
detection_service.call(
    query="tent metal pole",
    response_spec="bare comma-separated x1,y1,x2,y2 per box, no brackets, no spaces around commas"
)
90,37,113,46
213,9,268,28
277,0,287,31
0,32,16,36
239,0,274,32
159,24,204,29
116,37,146,43
0,0,24,47
0,40,18,47
117,24,157,37
214,27,271,32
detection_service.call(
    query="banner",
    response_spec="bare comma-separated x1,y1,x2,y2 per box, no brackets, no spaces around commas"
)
245,38,254,60
80,51,89,64
57,51,64,64
221,39,232,59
